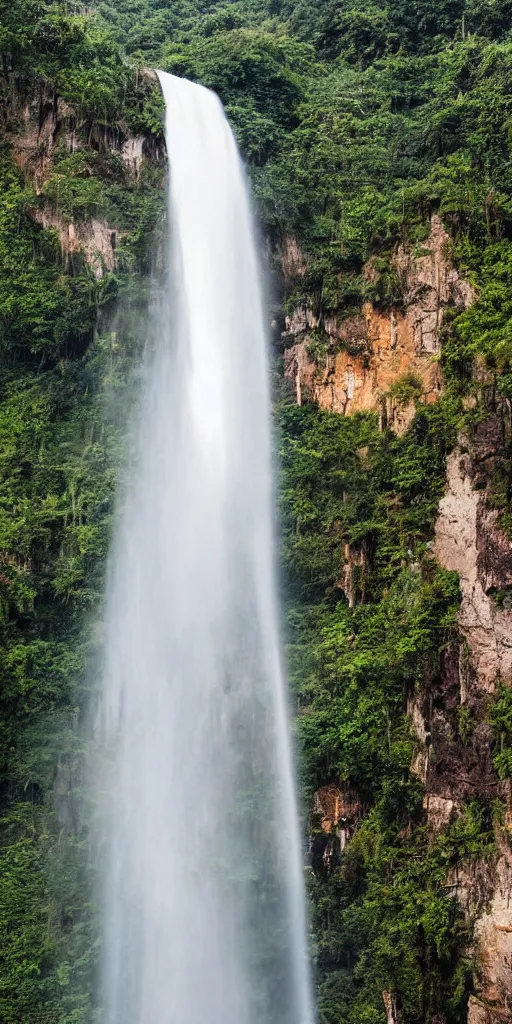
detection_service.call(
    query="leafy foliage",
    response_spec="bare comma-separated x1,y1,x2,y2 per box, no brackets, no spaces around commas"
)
0,6,164,1011
490,682,512,779
1,0,512,1021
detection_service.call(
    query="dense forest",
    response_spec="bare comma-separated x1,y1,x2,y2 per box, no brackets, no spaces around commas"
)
1,0,512,1021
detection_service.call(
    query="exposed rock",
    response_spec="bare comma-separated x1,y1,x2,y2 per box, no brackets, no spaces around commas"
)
428,415,512,1020
283,215,473,431
339,541,368,608
0,550,33,573
313,783,363,835
283,302,443,426
29,205,118,277
10,80,160,186
283,304,318,341
470,851,512,1022
423,793,455,831
382,990,400,1024
406,600,500,826
408,690,431,785
467,996,494,1023
310,784,365,873
445,855,496,917
408,636,497,816
121,134,145,176
467,995,511,1024
8,78,164,273
279,234,307,284
435,444,512,691
141,67,159,84
393,215,474,353
10,90,72,188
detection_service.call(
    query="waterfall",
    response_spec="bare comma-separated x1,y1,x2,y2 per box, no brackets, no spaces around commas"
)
99,70,314,1024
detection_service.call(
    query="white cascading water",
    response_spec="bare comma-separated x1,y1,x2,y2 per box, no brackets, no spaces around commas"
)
99,71,314,1024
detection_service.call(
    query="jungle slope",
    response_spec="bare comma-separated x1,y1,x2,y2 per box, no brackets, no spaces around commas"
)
1,1,512,1023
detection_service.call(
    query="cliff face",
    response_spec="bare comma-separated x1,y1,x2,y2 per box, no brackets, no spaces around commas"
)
283,216,474,433
434,417,512,1024
7,77,163,276
310,783,367,874
435,433,512,693
292,226,512,1022
468,852,512,1023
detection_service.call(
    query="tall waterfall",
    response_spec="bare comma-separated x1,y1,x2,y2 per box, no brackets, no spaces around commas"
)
99,71,314,1024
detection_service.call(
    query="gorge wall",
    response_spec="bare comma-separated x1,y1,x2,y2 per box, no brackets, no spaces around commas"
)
280,228,512,1023
283,216,473,431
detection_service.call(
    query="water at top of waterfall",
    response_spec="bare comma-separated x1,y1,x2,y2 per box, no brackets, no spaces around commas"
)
98,69,314,1024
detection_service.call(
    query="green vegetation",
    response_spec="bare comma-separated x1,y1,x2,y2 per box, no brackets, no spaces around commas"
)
0,9,164,1016
389,373,425,407
1,0,512,1021
308,798,493,1024
278,396,471,1020
491,682,512,779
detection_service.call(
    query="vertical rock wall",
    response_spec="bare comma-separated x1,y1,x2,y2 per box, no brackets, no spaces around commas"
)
282,216,474,433
288,220,512,1022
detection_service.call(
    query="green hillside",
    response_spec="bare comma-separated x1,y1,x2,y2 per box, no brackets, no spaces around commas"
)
1,0,512,1021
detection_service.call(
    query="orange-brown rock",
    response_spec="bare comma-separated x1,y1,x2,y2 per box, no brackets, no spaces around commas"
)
283,216,474,432
313,783,363,835
310,784,365,874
